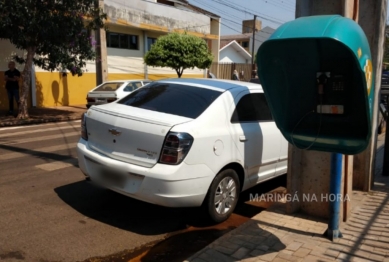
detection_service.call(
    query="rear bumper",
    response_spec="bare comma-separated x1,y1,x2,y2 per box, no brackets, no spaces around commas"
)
77,138,215,207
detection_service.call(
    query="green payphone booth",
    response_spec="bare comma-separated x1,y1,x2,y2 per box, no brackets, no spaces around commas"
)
257,15,374,155
256,15,374,240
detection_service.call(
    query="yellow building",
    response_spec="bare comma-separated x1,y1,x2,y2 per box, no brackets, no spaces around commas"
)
0,0,220,110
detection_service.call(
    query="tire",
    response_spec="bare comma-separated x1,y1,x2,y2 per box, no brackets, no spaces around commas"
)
204,169,240,223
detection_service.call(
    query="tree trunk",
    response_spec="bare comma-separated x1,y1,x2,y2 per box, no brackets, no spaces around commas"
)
177,68,185,78
176,69,181,78
18,47,36,119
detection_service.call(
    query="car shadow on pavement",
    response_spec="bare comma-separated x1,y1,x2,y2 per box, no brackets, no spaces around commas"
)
54,175,286,236
54,180,215,235
65,105,88,110
80,222,286,262
0,143,79,166
81,228,234,262
27,106,84,118
157,220,286,262
139,223,286,262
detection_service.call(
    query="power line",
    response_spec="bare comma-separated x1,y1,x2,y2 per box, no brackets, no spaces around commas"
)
222,0,293,12
184,1,276,45
211,0,294,16
251,0,295,12
221,17,275,38
186,1,276,37
191,0,247,22
106,0,275,46
209,0,287,25
192,0,286,25
269,0,296,9
219,20,274,45
176,19,274,44
183,8,275,44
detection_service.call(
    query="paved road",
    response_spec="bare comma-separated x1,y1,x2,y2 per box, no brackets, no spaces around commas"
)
0,121,286,262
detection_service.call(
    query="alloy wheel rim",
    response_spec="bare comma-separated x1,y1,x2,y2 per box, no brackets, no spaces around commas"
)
214,176,237,215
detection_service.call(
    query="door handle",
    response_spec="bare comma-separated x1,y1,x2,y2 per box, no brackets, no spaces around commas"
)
239,136,247,142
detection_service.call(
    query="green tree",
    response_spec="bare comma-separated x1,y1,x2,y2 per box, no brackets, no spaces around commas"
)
144,32,213,78
0,0,107,119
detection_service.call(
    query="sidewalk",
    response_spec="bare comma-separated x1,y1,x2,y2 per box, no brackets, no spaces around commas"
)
186,134,388,262
0,105,86,127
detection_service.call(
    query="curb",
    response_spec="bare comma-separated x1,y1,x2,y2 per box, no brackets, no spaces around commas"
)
0,115,82,128
183,219,257,262
184,204,287,262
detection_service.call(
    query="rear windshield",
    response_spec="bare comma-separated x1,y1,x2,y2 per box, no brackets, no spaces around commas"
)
94,82,124,91
117,82,222,118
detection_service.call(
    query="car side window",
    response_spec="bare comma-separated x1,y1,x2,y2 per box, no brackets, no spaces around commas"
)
231,93,273,123
124,82,142,92
133,82,143,89
123,83,134,92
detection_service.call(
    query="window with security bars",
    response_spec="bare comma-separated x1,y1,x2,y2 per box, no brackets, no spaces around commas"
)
106,32,138,50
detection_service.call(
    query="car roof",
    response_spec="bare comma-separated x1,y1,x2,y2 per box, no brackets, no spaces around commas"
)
102,79,150,84
156,78,263,92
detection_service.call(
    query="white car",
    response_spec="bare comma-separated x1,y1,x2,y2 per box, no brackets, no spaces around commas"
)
86,79,151,108
77,79,288,222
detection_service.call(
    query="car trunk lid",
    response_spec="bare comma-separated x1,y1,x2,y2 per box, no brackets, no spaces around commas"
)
87,92,117,104
85,103,192,168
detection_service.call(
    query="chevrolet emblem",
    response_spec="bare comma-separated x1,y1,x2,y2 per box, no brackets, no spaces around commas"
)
108,128,121,136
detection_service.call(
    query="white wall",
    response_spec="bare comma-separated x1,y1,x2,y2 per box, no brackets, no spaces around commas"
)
0,40,26,71
219,47,248,64
101,26,204,77
104,0,210,34
0,1,212,78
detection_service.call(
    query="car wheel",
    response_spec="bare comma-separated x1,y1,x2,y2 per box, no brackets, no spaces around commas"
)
204,169,240,223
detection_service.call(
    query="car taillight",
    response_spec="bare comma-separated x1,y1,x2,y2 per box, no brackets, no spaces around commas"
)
87,97,95,102
159,132,193,165
107,98,117,103
81,113,88,141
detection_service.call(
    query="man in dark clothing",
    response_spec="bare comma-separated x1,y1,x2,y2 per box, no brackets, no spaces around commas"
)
4,61,21,115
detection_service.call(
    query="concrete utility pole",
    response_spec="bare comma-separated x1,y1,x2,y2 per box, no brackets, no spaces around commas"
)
95,0,108,85
384,94,389,175
352,0,388,188
289,0,387,227
251,15,257,67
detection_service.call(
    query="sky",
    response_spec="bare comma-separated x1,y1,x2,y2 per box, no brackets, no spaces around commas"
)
188,0,296,35
188,0,389,36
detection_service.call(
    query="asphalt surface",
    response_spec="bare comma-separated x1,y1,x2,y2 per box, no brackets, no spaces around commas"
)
0,121,286,262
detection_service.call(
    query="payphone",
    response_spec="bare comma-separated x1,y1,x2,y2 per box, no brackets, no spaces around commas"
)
316,72,345,115
256,15,374,155
256,14,375,241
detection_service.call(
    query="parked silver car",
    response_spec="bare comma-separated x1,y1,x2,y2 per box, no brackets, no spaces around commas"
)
86,79,152,108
